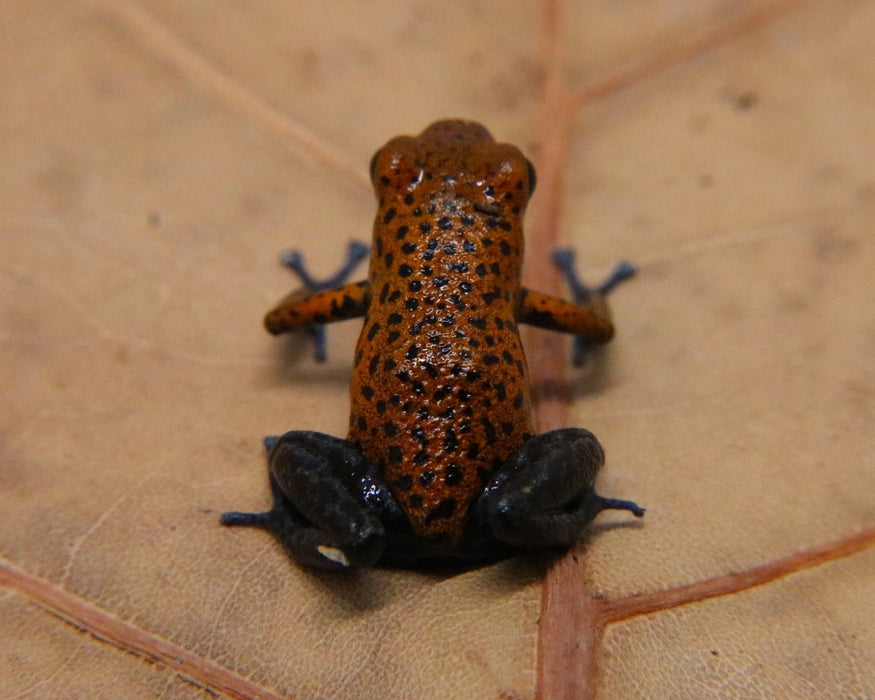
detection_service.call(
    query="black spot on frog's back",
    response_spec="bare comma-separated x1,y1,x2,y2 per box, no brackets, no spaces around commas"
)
425,498,457,525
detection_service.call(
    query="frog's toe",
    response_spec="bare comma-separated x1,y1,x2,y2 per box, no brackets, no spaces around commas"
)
597,261,637,295
596,495,645,518
552,250,636,365
279,240,370,291
220,510,271,527
274,241,369,362
308,325,328,364
552,249,636,302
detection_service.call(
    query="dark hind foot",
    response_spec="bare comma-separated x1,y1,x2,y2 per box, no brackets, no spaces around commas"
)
477,428,644,549
220,430,401,569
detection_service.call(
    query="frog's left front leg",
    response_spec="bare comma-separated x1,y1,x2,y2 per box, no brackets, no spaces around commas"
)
269,242,369,362
476,428,643,550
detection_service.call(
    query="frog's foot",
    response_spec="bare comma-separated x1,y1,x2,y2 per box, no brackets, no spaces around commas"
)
220,467,302,529
477,428,644,550
280,241,369,290
597,496,646,518
552,249,636,365
220,510,270,527
221,430,403,570
278,241,369,362
552,249,636,300
219,438,280,526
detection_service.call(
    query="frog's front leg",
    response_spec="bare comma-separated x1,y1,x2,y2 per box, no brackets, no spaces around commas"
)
265,241,370,361
517,253,635,364
476,428,643,550
553,250,636,365
264,280,371,335
221,431,404,569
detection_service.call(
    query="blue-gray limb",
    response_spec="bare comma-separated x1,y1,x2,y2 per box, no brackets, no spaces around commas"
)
551,249,636,365
279,241,369,362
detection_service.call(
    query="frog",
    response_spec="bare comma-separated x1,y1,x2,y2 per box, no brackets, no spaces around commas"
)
220,119,643,569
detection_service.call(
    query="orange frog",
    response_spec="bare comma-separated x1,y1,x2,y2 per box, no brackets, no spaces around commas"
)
221,120,643,568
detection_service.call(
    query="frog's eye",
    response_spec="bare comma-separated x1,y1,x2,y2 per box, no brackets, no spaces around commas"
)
369,150,380,183
526,159,537,195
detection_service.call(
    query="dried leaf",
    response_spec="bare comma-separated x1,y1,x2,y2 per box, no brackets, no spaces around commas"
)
2,1,873,698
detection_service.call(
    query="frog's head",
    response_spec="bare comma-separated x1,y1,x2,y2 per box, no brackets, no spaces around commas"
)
370,119,537,223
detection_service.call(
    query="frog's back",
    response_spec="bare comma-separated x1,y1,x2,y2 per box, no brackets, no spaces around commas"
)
347,121,537,540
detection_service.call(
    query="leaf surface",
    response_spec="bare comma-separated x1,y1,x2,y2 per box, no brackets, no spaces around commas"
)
1,1,873,698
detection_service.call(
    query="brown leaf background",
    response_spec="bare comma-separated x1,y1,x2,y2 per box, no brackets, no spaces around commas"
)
2,1,873,698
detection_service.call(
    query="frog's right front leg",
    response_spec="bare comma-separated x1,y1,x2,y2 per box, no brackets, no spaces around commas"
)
221,431,403,569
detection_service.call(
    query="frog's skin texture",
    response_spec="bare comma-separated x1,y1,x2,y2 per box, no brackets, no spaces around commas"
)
221,120,643,569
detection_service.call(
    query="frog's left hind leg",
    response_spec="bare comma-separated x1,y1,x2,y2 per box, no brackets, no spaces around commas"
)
221,430,400,569
476,428,644,550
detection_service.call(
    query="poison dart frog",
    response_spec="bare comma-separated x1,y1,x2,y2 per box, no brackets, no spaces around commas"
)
221,120,643,569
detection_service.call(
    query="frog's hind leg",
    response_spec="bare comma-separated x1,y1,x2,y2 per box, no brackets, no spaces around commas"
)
221,430,400,569
476,428,644,550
